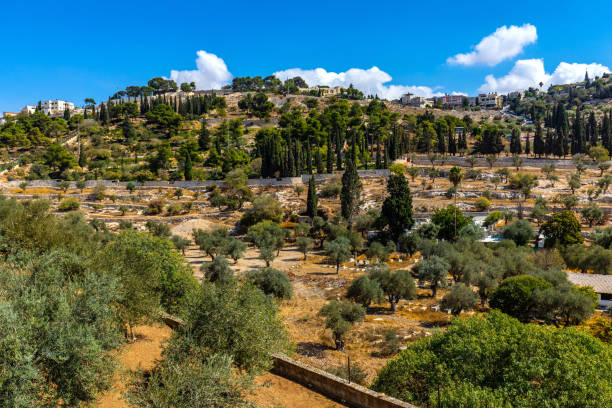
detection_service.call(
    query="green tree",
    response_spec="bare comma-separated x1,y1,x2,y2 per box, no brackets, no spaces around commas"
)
346,275,383,308
170,234,190,255
193,227,230,260
201,256,234,285
489,275,552,321
540,210,584,247
306,176,318,218
319,301,365,350
325,236,352,273
372,311,612,407
127,352,254,408
296,236,313,260
247,221,285,267
379,173,414,241
248,267,293,299
502,219,534,246
340,155,362,223
581,203,604,227
370,266,417,311
167,280,288,374
431,205,471,241
98,231,197,337
416,255,450,297
240,194,283,227
43,143,76,173
440,283,478,315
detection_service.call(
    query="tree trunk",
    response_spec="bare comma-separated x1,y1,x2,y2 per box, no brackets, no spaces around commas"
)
431,284,437,298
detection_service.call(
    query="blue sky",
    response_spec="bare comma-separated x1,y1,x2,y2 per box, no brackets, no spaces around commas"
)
1,0,611,113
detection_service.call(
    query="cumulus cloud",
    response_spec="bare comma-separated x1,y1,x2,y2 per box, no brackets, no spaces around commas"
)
447,24,537,66
479,59,610,93
169,50,233,90
273,66,445,99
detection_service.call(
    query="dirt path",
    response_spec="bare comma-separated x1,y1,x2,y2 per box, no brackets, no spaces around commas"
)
96,321,348,408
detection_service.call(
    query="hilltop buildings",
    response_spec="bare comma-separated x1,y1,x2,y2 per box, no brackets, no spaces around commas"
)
399,92,502,109
21,100,82,116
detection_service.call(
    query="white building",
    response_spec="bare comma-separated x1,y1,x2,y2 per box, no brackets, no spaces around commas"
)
399,93,430,108
22,100,76,115
566,272,612,309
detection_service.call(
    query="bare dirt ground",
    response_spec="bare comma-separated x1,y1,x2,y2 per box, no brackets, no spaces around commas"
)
96,322,350,408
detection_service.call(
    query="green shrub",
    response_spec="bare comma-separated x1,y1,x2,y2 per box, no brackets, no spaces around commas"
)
58,197,80,211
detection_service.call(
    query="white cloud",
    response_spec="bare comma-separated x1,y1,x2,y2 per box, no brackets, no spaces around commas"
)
447,24,537,66
549,62,609,85
479,59,610,93
169,50,233,90
273,66,446,99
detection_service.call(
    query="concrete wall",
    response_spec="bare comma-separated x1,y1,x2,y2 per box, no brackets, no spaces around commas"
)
271,354,418,408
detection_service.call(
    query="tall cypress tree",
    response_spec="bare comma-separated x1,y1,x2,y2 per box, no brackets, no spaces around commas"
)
184,152,193,181
315,147,324,174
524,133,531,155
381,173,414,242
306,176,318,218
510,128,522,154
545,128,554,157
198,120,211,150
533,122,544,158
306,139,313,174
326,133,334,173
78,144,86,168
103,102,110,125
340,153,361,224
588,111,598,146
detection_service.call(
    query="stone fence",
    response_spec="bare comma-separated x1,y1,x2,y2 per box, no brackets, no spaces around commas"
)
271,354,418,408
0,170,390,190
411,155,602,170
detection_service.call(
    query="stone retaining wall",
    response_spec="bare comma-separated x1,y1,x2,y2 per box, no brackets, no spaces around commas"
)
411,156,602,170
271,354,417,408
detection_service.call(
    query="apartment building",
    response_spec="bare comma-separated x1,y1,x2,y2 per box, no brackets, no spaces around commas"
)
399,93,431,108
475,93,502,108
437,94,466,107
22,100,75,115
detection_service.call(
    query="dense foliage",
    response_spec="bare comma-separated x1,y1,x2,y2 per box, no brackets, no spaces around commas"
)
372,311,612,407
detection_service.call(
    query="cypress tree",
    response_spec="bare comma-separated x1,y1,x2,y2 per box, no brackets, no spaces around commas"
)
326,133,334,173
448,129,457,156
525,133,531,155
78,144,86,168
306,176,318,218
375,135,382,169
104,102,110,125
340,152,362,224
381,173,414,242
315,147,324,174
198,120,211,150
99,104,106,125
63,108,70,121
184,151,193,181
588,111,598,146
121,117,136,140
545,128,553,157
510,128,522,154
306,139,313,174
602,111,611,150
533,122,544,158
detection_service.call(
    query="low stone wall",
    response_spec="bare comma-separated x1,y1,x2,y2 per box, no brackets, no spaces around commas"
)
0,170,390,190
271,354,418,408
411,155,602,170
